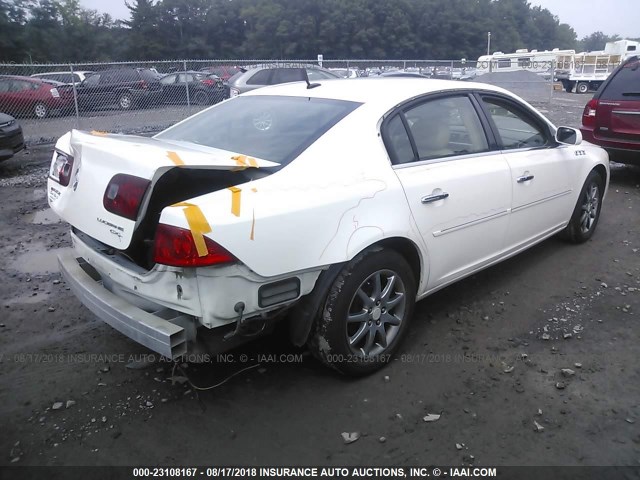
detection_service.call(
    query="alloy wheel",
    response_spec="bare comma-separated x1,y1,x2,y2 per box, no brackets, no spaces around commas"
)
346,269,406,357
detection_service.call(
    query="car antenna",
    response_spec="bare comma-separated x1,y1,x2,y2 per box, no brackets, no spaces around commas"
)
301,68,321,89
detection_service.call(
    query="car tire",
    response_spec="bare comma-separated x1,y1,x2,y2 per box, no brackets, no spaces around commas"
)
561,170,604,243
308,248,416,376
193,91,209,105
577,82,589,94
118,93,133,110
33,102,48,119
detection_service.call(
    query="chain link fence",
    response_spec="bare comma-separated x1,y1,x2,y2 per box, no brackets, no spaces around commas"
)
0,59,558,145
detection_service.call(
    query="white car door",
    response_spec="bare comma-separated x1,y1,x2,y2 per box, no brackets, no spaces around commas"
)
385,94,512,291
477,94,577,251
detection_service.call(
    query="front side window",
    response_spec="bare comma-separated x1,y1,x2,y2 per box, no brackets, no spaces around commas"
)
156,95,361,166
481,96,548,150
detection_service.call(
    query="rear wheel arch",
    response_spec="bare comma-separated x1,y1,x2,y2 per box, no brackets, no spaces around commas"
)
288,237,424,348
372,237,423,290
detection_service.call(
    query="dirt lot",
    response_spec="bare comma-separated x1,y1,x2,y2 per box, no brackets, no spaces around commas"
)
1,95,639,470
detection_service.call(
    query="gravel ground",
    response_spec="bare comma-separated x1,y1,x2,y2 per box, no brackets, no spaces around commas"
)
1,97,639,471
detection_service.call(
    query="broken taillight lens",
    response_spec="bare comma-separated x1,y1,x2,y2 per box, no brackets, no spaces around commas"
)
49,152,74,187
103,174,150,220
582,98,598,128
153,224,236,267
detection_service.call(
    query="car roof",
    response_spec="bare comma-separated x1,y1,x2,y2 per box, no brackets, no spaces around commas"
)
244,77,517,111
0,75,43,83
31,71,94,76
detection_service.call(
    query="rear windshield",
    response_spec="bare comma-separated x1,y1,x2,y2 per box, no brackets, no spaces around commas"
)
601,58,640,100
156,95,361,166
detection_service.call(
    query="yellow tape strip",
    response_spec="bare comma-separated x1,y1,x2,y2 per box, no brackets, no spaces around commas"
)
90,130,108,136
228,187,242,217
231,154,259,169
250,209,255,241
171,202,212,257
167,151,185,166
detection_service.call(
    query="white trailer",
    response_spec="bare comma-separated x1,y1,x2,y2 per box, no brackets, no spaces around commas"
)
555,39,639,93
476,48,575,79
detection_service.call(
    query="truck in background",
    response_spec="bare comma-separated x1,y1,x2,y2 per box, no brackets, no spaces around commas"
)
476,48,575,79
555,39,640,93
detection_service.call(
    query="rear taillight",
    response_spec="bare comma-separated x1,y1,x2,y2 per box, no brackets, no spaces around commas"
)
50,152,74,186
103,174,150,220
138,80,148,89
50,87,60,98
201,79,215,86
582,98,598,128
153,224,237,267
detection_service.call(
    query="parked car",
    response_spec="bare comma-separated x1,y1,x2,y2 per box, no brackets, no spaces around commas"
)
379,71,430,78
580,55,640,165
0,75,74,118
48,77,609,375
159,71,226,105
330,68,359,78
227,65,340,97
31,70,94,85
0,112,24,161
74,68,162,111
198,65,242,82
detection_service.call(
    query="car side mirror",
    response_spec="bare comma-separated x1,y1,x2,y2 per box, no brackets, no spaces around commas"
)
556,126,582,145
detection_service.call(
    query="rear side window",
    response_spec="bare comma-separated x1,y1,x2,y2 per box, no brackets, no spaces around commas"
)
600,58,640,100
104,70,138,83
272,69,305,84
246,69,272,85
156,95,362,166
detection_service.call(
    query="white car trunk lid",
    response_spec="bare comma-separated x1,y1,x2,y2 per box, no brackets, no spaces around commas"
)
48,130,277,249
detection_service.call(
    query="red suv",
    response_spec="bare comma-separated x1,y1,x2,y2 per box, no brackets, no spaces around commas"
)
0,75,74,119
580,56,640,165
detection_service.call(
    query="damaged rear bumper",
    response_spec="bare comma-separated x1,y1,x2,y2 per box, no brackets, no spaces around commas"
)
58,251,188,359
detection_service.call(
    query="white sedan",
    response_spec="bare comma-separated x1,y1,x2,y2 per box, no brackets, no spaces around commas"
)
48,76,609,375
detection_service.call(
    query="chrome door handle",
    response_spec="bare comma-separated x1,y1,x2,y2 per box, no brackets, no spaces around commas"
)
517,175,534,183
421,192,449,204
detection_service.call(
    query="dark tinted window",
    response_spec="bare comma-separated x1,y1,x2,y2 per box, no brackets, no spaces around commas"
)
601,58,640,100
0,80,10,93
246,69,272,85
156,95,361,165
272,69,305,84
102,69,138,83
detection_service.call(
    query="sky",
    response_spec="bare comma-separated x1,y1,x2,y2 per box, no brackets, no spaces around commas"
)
80,0,640,40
